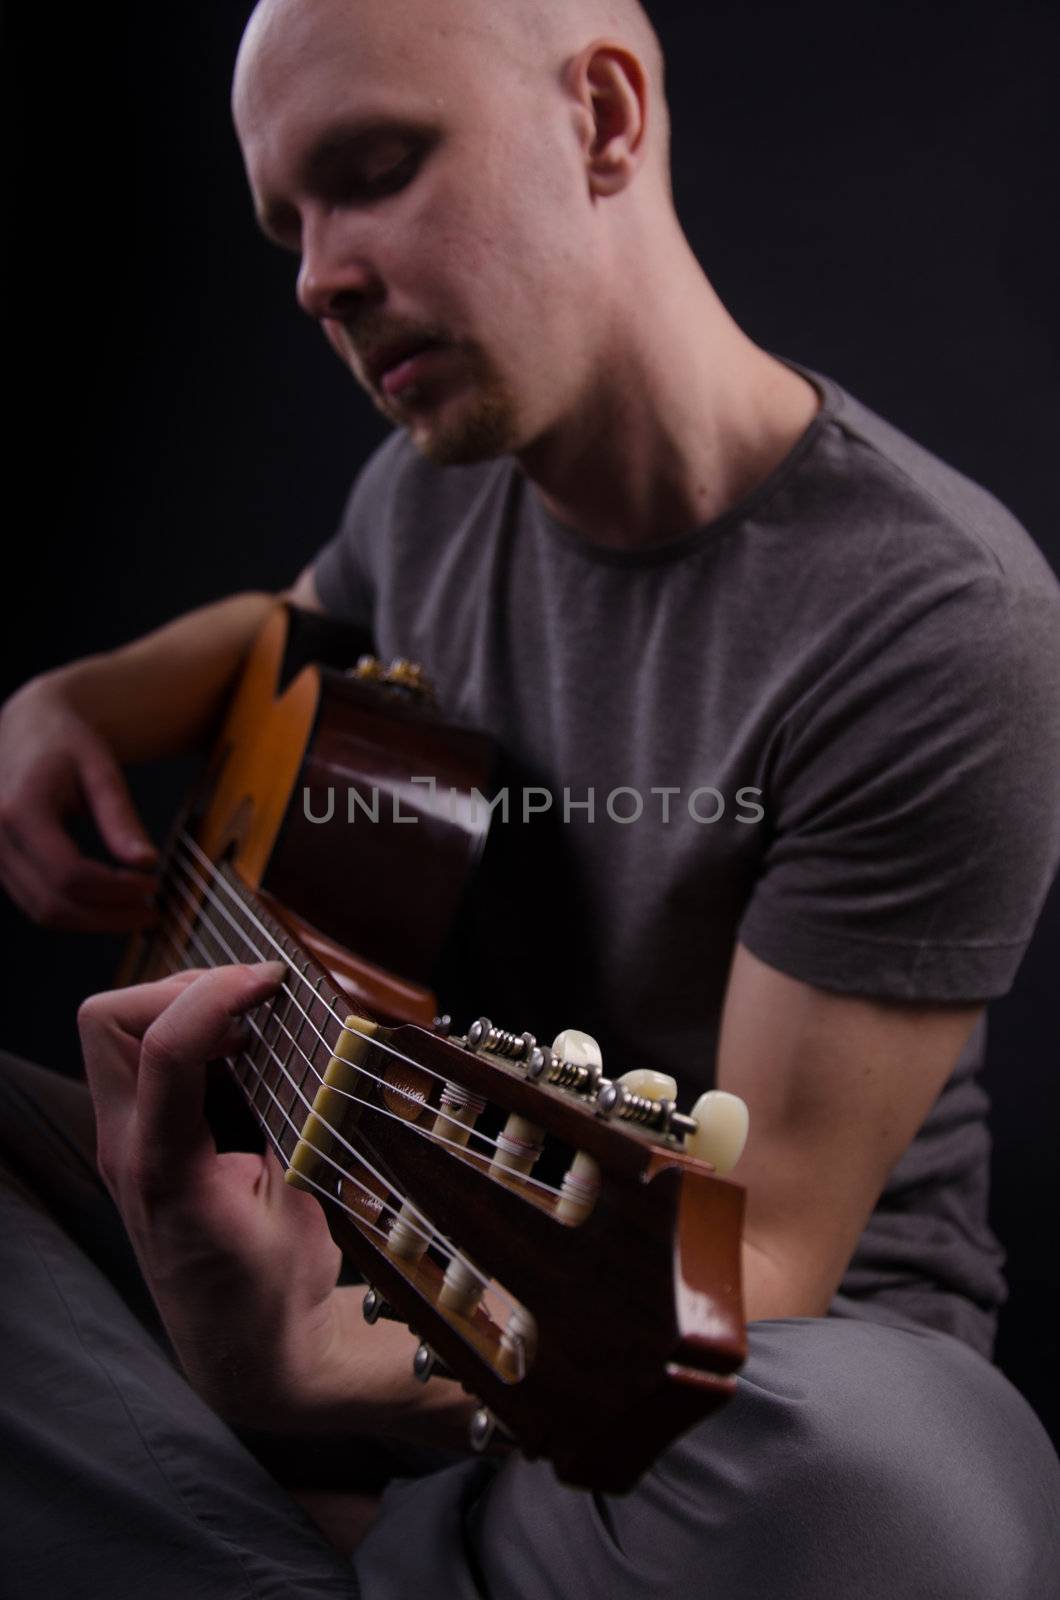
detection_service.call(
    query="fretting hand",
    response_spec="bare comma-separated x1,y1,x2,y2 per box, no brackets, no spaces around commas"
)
79,963,354,1428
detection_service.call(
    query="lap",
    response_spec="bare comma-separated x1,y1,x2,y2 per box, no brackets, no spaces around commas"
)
355,1314,1060,1600
0,1180,362,1600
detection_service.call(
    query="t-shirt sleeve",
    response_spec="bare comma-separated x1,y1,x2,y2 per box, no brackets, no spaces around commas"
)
311,432,409,628
738,567,1060,1002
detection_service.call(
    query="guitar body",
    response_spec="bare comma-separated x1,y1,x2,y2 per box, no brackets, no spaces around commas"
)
127,603,495,1022
130,604,747,1493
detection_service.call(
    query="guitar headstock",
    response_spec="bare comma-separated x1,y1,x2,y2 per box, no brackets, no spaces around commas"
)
284,1010,748,1492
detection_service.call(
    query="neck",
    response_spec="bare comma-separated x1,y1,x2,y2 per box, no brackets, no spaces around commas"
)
517,234,820,551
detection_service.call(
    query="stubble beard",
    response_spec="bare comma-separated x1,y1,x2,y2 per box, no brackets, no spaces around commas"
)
344,312,522,466
409,381,520,466
379,350,522,467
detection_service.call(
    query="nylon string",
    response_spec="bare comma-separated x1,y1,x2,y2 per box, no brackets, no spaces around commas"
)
155,879,518,1318
163,833,573,1205
156,892,496,1287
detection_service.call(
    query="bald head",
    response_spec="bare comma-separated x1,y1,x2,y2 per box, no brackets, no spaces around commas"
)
234,0,669,183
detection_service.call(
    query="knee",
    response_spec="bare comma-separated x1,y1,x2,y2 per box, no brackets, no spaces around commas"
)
730,1318,1060,1600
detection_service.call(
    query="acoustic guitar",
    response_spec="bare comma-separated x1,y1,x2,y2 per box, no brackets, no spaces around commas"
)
124,603,748,1492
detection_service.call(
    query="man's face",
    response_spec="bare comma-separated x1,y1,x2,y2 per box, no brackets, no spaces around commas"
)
234,0,598,465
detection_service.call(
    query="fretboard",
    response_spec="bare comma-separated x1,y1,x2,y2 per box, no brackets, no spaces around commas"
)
155,836,348,1170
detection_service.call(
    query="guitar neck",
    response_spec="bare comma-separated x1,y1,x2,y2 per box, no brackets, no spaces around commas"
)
152,840,346,1173
136,830,746,1495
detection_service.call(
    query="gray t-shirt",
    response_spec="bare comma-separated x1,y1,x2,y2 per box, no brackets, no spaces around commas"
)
313,365,1060,1357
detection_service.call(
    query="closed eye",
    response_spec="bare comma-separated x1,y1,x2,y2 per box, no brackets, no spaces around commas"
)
255,125,434,249
352,144,423,200
310,125,434,209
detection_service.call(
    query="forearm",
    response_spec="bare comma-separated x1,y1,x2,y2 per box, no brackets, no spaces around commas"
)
27,591,278,764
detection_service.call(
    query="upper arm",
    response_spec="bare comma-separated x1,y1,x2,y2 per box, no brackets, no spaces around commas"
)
716,942,981,1317
717,564,1059,1316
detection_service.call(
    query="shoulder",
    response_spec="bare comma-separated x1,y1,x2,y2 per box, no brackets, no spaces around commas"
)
762,370,1060,686
803,370,1057,597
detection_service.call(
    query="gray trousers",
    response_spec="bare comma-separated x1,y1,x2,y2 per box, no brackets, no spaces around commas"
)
1,1050,1058,1600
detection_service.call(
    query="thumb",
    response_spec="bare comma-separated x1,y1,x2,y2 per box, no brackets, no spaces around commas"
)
76,737,158,867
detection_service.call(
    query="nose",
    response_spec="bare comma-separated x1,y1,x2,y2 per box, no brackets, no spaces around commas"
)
295,210,384,321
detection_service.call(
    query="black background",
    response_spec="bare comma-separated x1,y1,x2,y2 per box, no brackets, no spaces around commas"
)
3,2,1058,1435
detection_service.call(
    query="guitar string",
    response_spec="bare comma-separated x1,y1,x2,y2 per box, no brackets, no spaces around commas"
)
158,926,521,1356
179,827,531,1102
165,836,576,1205
158,864,570,1218
173,832,517,1123
158,884,550,1251
157,909,437,1251
155,909,515,1319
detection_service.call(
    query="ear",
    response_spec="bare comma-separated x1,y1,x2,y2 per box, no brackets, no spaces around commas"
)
566,40,648,197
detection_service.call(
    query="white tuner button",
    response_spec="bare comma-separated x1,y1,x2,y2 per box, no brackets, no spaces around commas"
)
686,1091,749,1173
551,1029,603,1069
617,1069,678,1101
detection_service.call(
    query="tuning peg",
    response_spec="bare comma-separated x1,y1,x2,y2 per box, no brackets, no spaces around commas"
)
551,1029,603,1069
384,658,431,696
597,1068,679,1129
349,654,385,681
469,1407,513,1453
686,1090,749,1173
413,1342,456,1383
616,1068,677,1101
362,1287,401,1324
529,1029,603,1096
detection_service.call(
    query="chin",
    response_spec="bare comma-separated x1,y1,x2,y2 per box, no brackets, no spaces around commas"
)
407,392,520,467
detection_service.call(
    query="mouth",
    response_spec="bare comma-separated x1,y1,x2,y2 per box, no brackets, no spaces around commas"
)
364,336,449,399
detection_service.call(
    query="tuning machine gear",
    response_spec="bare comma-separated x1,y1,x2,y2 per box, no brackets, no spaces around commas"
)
348,655,434,702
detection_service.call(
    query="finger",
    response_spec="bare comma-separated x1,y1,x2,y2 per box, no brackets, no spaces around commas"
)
0,834,155,931
79,969,212,1055
1,856,157,932
75,741,159,868
79,971,211,1160
8,807,158,909
135,963,287,1179
0,834,54,920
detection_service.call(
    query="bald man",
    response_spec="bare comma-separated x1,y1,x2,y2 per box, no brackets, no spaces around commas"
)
2,1,1060,1596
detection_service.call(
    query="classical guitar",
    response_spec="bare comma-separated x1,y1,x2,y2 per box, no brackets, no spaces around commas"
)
124,603,749,1493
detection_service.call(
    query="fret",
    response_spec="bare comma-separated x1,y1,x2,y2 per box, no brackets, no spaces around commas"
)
262,968,301,1156
213,862,345,1173
144,846,350,1174
266,933,310,1133
270,969,342,1171
283,969,327,1120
